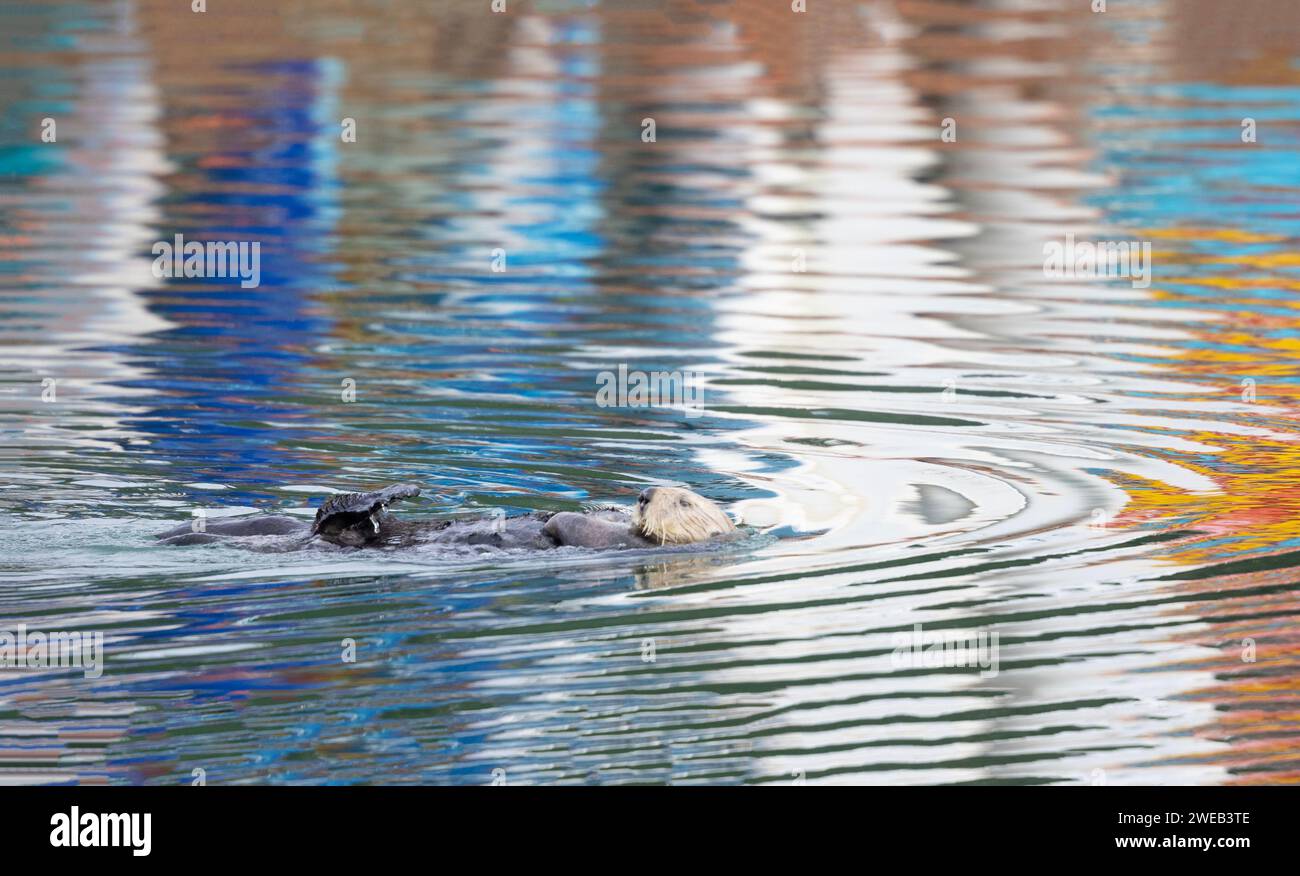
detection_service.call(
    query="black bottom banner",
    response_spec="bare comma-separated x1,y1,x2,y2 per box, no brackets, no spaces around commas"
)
4,785,1284,862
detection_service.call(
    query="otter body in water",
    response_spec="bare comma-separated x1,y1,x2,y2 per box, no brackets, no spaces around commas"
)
156,484,737,552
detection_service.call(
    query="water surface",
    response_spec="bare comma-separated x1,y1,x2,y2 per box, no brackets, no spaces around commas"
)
3,0,1300,784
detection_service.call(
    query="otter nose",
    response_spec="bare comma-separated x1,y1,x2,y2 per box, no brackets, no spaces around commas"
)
639,488,657,505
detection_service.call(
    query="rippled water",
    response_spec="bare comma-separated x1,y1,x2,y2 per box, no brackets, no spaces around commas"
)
3,0,1300,785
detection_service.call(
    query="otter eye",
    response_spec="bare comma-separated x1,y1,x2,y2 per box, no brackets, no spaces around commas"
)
680,498,690,507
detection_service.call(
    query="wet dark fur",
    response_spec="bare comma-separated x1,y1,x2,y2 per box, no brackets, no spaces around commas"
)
156,486,662,551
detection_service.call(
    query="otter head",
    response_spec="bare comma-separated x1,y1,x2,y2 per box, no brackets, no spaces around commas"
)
632,486,736,545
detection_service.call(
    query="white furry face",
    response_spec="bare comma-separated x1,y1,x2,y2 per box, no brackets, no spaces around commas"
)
632,487,736,545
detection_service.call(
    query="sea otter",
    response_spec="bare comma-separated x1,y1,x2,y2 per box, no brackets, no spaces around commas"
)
155,483,738,551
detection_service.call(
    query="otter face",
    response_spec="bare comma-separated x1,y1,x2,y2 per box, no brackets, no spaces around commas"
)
632,486,736,545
